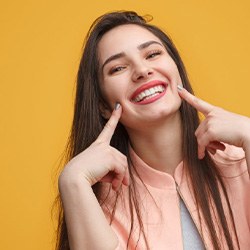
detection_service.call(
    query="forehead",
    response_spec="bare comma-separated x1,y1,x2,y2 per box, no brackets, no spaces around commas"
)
98,24,162,62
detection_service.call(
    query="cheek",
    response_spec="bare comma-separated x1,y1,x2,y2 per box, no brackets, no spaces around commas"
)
157,56,180,76
161,63,181,83
101,80,126,106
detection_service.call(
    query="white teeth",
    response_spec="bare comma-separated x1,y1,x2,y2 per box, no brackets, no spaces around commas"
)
138,92,145,100
133,85,165,102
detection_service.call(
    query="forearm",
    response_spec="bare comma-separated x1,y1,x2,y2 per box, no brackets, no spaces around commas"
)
58,174,118,250
242,117,250,176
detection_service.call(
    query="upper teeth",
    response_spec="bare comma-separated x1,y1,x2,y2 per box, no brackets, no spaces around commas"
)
133,85,165,102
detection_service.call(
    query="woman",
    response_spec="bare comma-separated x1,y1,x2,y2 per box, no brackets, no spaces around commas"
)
55,11,250,250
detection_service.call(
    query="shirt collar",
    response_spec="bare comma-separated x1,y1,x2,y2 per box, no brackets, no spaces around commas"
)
129,146,184,189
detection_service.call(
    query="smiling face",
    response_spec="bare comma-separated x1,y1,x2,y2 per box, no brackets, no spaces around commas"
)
98,24,183,130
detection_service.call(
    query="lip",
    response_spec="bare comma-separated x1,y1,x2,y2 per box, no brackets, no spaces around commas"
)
130,80,168,105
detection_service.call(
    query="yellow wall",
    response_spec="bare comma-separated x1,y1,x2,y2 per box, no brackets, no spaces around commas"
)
1,1,250,249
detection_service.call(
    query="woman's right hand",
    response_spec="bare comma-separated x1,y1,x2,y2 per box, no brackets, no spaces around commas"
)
59,103,130,191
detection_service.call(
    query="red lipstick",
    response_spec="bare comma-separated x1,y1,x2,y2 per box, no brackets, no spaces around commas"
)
130,80,168,105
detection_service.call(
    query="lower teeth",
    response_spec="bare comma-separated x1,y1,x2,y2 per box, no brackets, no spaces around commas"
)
139,92,159,102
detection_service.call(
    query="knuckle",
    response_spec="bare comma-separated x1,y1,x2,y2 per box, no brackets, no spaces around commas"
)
121,155,128,164
206,112,213,119
107,146,113,154
194,129,199,137
206,120,212,128
196,137,202,145
94,139,103,145
118,161,127,174
104,122,113,131
210,107,221,116
207,119,216,129
207,127,215,137
193,97,200,106
120,165,126,174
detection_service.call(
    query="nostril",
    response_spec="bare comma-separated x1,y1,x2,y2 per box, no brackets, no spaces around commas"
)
133,68,153,82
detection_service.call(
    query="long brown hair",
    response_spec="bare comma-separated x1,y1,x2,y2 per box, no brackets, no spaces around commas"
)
52,11,239,250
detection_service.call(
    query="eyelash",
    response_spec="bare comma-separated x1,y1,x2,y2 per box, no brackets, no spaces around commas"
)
109,66,126,74
109,50,163,75
146,50,162,59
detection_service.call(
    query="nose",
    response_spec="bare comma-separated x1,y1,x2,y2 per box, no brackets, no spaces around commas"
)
132,62,153,82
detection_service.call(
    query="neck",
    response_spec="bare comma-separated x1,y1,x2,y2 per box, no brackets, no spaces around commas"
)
127,112,183,176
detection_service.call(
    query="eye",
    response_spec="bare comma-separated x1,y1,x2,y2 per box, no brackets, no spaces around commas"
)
146,50,162,59
109,66,126,75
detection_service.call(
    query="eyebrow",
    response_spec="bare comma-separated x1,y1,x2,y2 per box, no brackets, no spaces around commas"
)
101,40,163,71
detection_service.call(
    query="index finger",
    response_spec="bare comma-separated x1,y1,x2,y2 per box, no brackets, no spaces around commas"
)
97,103,122,143
178,86,214,116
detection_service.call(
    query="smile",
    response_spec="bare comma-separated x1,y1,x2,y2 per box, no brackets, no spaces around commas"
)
131,81,167,105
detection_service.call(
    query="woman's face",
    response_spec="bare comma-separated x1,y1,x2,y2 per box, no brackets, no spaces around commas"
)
98,24,183,130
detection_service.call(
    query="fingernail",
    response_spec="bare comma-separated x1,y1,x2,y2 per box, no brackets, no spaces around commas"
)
114,102,121,110
177,85,183,91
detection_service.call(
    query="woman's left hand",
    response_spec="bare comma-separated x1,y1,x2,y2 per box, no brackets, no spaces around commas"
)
177,86,250,159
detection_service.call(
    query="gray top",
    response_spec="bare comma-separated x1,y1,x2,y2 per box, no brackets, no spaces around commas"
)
180,199,205,250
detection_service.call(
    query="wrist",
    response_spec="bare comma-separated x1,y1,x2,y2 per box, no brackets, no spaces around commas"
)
241,117,250,150
58,169,92,191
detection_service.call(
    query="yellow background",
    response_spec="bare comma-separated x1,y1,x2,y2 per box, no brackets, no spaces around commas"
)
1,1,250,249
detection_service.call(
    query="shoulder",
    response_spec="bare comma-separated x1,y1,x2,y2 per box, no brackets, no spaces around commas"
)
210,143,247,178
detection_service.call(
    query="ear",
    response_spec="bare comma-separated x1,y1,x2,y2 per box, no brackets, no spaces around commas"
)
99,101,112,120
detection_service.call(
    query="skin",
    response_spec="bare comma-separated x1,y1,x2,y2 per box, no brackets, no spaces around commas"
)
58,107,127,250
178,86,250,176
99,24,183,129
58,24,250,250
98,24,184,175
